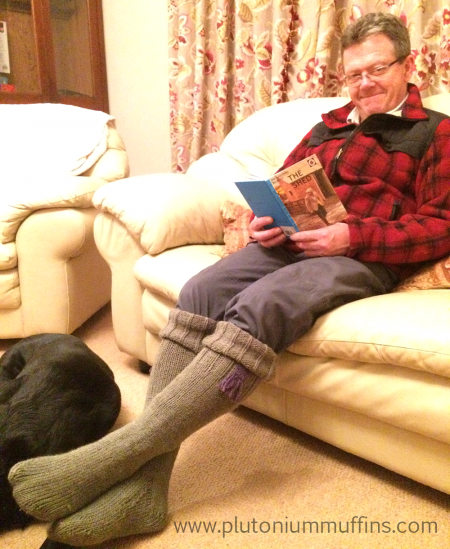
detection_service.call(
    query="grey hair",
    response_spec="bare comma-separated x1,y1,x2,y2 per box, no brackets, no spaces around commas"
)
341,13,411,60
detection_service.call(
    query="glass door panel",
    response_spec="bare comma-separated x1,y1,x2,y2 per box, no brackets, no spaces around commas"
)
0,1,41,94
50,0,93,99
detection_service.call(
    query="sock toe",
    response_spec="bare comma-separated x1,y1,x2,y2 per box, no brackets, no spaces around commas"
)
47,458,171,546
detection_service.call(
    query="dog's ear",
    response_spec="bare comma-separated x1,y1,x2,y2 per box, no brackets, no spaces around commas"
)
0,347,26,380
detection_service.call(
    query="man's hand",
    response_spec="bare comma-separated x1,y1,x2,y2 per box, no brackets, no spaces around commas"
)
287,223,350,256
249,217,350,256
249,216,287,248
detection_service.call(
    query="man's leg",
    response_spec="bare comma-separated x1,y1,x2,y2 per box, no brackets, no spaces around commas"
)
222,255,398,352
52,254,394,544
9,245,395,542
9,321,276,526
44,245,298,541
43,310,217,545
176,242,300,320
178,246,397,353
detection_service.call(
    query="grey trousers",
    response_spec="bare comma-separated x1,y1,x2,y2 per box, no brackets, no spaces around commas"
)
177,243,398,353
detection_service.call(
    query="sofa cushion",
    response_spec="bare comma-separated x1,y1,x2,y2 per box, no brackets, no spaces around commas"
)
217,201,252,258
0,103,113,178
0,175,110,247
219,97,349,177
289,289,450,379
422,92,450,115
0,242,16,270
133,244,223,304
272,352,450,445
83,123,130,182
93,174,230,255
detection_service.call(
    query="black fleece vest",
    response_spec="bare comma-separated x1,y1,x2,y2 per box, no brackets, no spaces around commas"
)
308,108,449,160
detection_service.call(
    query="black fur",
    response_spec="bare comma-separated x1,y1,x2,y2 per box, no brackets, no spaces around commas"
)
0,333,121,532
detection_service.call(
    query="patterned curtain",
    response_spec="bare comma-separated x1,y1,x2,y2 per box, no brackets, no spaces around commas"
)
168,0,450,172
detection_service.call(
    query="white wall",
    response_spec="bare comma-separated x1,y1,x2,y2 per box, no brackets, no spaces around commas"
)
102,1,171,176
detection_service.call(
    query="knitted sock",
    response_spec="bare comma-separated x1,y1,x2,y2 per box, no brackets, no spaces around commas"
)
46,310,216,545
9,321,276,525
47,452,176,546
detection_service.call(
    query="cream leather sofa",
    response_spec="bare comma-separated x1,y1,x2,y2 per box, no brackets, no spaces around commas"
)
0,104,129,338
93,92,450,495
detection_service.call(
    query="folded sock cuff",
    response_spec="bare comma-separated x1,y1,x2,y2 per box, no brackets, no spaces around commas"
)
203,321,276,381
160,310,216,354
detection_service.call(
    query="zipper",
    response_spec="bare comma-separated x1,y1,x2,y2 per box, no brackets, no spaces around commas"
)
331,125,360,183
331,147,343,181
390,199,401,220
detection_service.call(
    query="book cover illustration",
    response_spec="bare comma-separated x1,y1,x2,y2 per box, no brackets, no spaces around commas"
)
235,154,347,236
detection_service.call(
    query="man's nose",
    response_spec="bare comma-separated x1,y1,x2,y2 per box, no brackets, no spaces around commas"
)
359,73,375,87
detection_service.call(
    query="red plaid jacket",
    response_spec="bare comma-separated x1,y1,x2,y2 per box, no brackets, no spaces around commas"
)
280,85,450,279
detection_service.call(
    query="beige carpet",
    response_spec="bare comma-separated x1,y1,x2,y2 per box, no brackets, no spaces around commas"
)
1,305,449,549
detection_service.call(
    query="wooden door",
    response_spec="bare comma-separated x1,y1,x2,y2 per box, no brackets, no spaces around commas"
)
0,0,108,111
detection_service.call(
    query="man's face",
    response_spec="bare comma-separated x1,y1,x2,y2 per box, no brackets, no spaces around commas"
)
342,33,414,121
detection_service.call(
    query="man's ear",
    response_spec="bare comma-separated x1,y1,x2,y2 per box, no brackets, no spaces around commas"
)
403,54,415,81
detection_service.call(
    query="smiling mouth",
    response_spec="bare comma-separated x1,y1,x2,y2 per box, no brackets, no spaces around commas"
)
361,93,383,100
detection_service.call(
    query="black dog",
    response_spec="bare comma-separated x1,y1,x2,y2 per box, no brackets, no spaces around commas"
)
0,333,121,532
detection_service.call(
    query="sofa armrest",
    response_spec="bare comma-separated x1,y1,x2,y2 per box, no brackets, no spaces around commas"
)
93,172,241,255
83,122,130,182
0,175,110,244
94,99,357,257
16,207,111,334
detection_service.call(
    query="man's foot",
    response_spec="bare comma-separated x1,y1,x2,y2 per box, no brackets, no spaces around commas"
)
47,454,174,546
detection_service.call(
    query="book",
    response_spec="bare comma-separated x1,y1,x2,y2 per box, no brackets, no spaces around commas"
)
235,154,347,236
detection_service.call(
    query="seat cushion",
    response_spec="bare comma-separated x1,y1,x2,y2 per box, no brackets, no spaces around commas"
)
289,289,450,379
133,244,223,303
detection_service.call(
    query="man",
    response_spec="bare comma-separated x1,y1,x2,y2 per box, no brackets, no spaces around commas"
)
304,187,330,225
9,13,450,547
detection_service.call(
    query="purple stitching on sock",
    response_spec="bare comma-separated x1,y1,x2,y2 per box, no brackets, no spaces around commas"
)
219,364,250,402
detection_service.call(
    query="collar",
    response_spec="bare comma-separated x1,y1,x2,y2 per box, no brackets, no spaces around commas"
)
322,84,429,130
347,94,408,124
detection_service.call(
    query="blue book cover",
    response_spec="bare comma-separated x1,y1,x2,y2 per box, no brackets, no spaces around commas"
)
235,179,299,236
235,154,347,236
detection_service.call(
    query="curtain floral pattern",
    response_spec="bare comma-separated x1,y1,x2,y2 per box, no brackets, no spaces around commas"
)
168,0,450,172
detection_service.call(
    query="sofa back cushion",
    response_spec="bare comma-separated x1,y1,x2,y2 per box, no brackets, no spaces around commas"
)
0,103,114,178
422,92,450,115
219,97,349,179
204,92,450,183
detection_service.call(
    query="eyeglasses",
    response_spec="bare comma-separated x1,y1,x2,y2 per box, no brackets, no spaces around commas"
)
344,59,401,87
